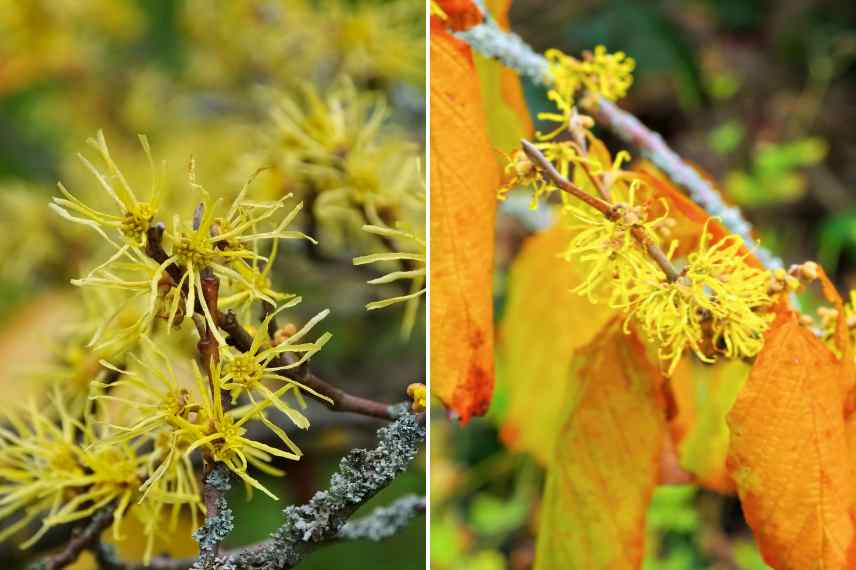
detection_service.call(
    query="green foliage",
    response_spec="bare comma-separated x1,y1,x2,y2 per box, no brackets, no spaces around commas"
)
725,137,828,206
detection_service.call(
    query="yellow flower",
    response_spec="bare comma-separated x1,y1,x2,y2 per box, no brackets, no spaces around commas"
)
268,78,422,245
685,224,773,360
180,361,310,499
406,383,426,413
70,249,163,352
498,148,545,202
625,221,773,373
546,45,635,104
219,305,333,419
353,221,426,337
50,130,162,254
561,181,666,303
330,0,425,84
158,169,313,343
0,391,142,547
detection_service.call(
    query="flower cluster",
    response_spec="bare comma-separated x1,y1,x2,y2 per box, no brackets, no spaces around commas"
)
500,46,634,206
501,47,777,374
0,133,334,561
265,78,422,249
0,391,148,551
546,45,636,104
620,223,774,373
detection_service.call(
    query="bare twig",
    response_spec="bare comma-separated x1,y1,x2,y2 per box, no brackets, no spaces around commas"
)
40,507,114,570
521,139,681,282
578,160,611,202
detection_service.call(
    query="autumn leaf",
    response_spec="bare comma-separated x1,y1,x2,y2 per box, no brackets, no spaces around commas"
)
535,321,666,570
430,24,500,422
727,296,856,569
431,0,483,32
497,224,614,464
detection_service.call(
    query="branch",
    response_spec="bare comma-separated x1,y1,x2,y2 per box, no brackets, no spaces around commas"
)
219,312,401,420
589,98,783,270
232,412,425,569
39,507,114,570
521,139,681,282
337,494,426,542
454,14,783,271
102,413,426,570
144,226,401,421
193,465,233,569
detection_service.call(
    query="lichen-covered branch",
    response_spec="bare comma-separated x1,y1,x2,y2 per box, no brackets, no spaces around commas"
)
99,413,425,570
337,495,426,542
233,412,425,570
193,465,233,569
454,12,783,270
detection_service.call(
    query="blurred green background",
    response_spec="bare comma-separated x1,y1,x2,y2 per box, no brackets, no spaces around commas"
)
433,1,855,569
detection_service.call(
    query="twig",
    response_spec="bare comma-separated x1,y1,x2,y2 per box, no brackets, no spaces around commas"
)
40,507,114,570
589,98,782,270
219,312,401,420
193,465,233,569
521,139,681,282
144,226,399,421
578,160,611,202
95,414,425,570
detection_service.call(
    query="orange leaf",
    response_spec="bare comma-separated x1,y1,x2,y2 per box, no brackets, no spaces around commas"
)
535,321,666,570
497,224,614,463
727,303,856,569
429,26,500,422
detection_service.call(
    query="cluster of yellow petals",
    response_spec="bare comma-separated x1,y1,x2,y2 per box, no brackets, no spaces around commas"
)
546,45,636,104
500,45,775,374
621,223,774,374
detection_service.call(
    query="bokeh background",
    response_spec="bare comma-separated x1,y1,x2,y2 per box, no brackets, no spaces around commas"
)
432,1,856,569
0,1,425,568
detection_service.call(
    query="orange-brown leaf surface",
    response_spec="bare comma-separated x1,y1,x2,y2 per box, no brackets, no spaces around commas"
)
498,224,614,464
535,321,666,570
429,25,500,422
727,299,856,569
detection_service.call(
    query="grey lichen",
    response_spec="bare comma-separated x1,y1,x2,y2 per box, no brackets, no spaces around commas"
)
235,413,425,570
338,495,425,542
192,465,234,570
